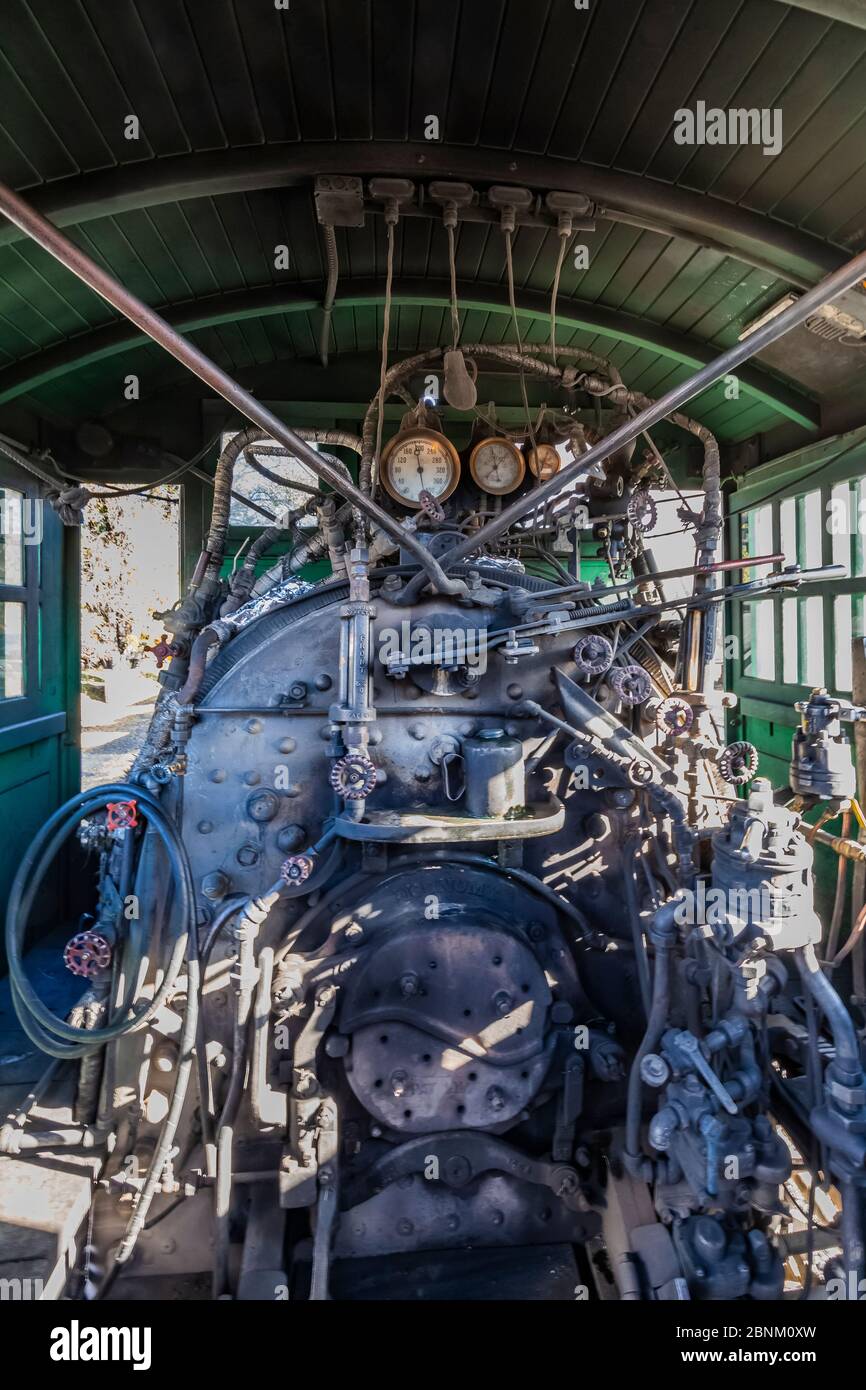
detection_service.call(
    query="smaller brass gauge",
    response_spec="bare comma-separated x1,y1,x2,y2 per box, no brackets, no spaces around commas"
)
379,428,461,509
526,442,562,481
469,437,525,495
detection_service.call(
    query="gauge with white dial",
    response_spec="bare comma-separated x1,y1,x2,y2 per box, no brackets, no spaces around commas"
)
469,437,525,495
379,429,461,508
526,442,562,481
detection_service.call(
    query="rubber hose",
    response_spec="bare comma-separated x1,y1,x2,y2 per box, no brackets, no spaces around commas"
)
6,783,193,1053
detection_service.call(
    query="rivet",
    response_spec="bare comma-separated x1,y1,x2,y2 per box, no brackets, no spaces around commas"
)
277,824,306,852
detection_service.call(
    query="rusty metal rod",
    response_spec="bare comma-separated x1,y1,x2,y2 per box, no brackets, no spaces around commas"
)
0,179,463,598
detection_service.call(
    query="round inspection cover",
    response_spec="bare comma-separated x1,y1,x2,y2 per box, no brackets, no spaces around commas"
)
346,1020,553,1133
339,923,553,1133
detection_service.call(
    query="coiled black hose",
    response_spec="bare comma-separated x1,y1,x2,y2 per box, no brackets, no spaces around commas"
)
4,780,202,1296
5,783,193,1058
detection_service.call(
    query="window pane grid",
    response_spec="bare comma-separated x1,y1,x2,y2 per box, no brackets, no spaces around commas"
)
739,479,865,695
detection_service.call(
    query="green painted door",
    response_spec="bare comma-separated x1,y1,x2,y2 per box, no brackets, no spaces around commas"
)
0,460,80,960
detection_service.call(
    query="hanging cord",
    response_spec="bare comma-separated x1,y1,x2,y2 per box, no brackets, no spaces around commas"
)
372,208,398,497
318,224,339,368
50,430,223,498
447,220,461,351
549,223,572,366
0,433,69,489
503,227,538,464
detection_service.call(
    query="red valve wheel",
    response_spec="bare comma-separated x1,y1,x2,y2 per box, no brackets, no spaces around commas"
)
63,930,112,979
106,799,138,831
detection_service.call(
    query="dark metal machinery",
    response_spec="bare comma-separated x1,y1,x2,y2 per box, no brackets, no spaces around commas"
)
3,175,866,1304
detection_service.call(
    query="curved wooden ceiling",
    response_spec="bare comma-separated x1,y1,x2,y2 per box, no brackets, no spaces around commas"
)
0,0,864,451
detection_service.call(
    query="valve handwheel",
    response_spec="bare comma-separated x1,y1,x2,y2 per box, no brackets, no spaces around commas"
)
627,488,658,535
330,753,377,801
573,633,613,677
63,930,112,979
609,664,653,706
718,741,759,786
280,854,315,886
655,695,694,735
106,799,138,831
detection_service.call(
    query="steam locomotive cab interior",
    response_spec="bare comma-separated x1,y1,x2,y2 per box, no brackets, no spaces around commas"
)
1,0,866,1307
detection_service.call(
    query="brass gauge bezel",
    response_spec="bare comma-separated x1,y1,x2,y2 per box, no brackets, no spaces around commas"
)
379,428,461,509
526,442,562,481
468,436,526,495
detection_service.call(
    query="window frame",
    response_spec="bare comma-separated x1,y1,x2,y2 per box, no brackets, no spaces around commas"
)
729,442,866,706
0,464,41,722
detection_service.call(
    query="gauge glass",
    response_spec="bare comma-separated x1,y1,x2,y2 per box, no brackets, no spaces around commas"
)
527,443,562,481
380,430,459,508
469,438,525,495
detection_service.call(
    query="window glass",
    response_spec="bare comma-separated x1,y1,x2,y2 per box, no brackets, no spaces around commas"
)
855,478,866,578
741,504,773,580
782,597,798,685
835,594,853,692
801,596,824,686
0,601,25,697
223,431,321,527
830,481,852,576
780,496,796,568
743,600,775,679
802,491,822,569
0,487,24,585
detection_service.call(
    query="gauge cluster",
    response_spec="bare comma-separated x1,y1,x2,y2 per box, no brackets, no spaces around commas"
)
378,424,565,513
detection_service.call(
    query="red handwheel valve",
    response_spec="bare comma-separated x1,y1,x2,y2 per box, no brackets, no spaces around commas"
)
106,799,138,831
63,930,112,979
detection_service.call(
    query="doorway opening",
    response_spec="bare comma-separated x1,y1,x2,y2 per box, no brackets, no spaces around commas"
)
80,488,179,789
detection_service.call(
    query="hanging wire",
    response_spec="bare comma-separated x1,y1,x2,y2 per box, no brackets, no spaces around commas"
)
48,430,224,499
0,434,66,490
447,222,461,352
318,224,339,369
503,228,538,465
372,216,397,496
549,228,571,366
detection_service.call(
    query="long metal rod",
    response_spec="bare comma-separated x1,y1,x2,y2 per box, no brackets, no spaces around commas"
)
396,247,866,599
0,179,461,597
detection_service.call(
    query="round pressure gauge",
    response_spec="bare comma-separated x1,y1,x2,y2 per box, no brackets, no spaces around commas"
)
469,437,526,495
379,428,461,509
526,442,562,481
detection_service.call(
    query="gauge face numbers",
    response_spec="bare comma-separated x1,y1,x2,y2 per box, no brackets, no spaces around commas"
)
469,437,526,495
526,443,562,481
379,429,460,508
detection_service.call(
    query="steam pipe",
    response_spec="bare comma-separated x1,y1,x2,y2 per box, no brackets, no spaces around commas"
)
0,179,463,600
